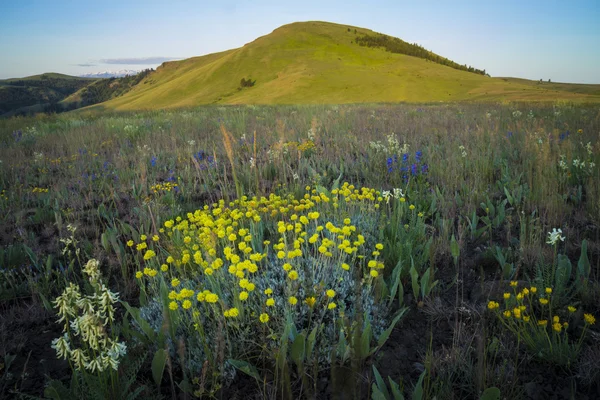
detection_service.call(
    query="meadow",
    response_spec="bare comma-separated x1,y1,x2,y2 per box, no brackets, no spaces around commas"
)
0,103,599,399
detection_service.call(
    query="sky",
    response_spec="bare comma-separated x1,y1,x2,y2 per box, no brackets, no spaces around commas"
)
1,0,599,83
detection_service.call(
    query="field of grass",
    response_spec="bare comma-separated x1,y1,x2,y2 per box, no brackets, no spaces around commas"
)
87,21,600,111
0,103,599,399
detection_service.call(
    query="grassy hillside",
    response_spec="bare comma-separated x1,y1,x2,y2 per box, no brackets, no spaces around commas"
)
92,21,600,110
0,73,96,116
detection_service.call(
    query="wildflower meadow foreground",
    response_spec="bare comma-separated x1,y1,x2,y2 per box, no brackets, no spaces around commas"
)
0,104,599,399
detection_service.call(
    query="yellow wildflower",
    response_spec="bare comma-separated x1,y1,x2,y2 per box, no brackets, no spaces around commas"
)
487,301,499,310
584,313,596,325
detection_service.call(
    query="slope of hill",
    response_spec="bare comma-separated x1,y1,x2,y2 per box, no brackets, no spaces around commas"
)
62,69,153,107
0,73,96,116
89,21,600,110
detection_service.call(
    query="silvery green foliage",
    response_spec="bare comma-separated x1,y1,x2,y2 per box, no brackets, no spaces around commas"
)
136,298,236,382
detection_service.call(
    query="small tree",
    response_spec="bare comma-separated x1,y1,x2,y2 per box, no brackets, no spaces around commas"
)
240,78,256,88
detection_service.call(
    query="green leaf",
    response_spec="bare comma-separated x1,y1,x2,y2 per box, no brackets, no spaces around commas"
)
121,301,156,342
577,240,590,280
278,324,291,371
377,308,408,349
450,235,460,260
504,187,513,206
331,171,344,192
359,320,372,360
372,384,388,400
398,276,405,308
307,325,318,359
555,254,572,292
410,264,420,300
228,359,261,381
372,365,390,399
480,387,501,400
421,268,431,298
101,231,110,252
388,259,403,308
291,332,306,367
336,331,347,360
151,349,167,387
389,377,405,400
412,371,425,400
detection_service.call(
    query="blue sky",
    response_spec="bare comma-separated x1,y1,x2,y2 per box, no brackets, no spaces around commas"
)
1,0,599,83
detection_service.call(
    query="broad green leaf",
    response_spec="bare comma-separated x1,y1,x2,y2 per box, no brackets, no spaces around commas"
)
359,320,372,360
555,254,572,292
372,384,388,400
307,325,318,359
151,349,167,387
480,387,501,400
101,231,110,252
228,359,261,381
291,332,306,367
121,301,156,342
450,235,460,260
577,240,590,280
372,365,390,399
389,377,405,400
421,268,431,298
331,170,343,192
412,371,425,400
377,308,408,349
410,264,420,300
388,259,403,307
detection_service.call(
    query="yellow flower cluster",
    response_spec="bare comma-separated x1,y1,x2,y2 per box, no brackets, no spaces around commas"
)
297,140,316,152
150,182,178,194
32,187,49,193
133,184,384,326
488,283,596,359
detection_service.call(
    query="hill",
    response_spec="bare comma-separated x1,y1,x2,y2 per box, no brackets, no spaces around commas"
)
89,21,600,110
0,73,96,116
61,69,152,107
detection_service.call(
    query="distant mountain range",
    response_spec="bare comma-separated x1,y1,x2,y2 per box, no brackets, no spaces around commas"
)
78,70,141,79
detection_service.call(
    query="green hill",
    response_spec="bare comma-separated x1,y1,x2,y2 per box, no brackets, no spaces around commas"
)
89,21,600,110
0,73,96,116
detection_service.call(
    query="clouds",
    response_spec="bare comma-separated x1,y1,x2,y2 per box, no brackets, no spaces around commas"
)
75,63,97,67
98,57,180,65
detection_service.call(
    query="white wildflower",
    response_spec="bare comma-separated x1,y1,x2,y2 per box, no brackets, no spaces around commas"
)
51,333,71,360
546,228,565,246
382,191,391,204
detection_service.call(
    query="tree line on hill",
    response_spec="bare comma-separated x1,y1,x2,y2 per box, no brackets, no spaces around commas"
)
1,74,92,95
78,69,153,106
354,33,487,76
0,70,153,117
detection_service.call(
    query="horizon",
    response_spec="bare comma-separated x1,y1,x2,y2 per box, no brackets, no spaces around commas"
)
1,1,599,84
